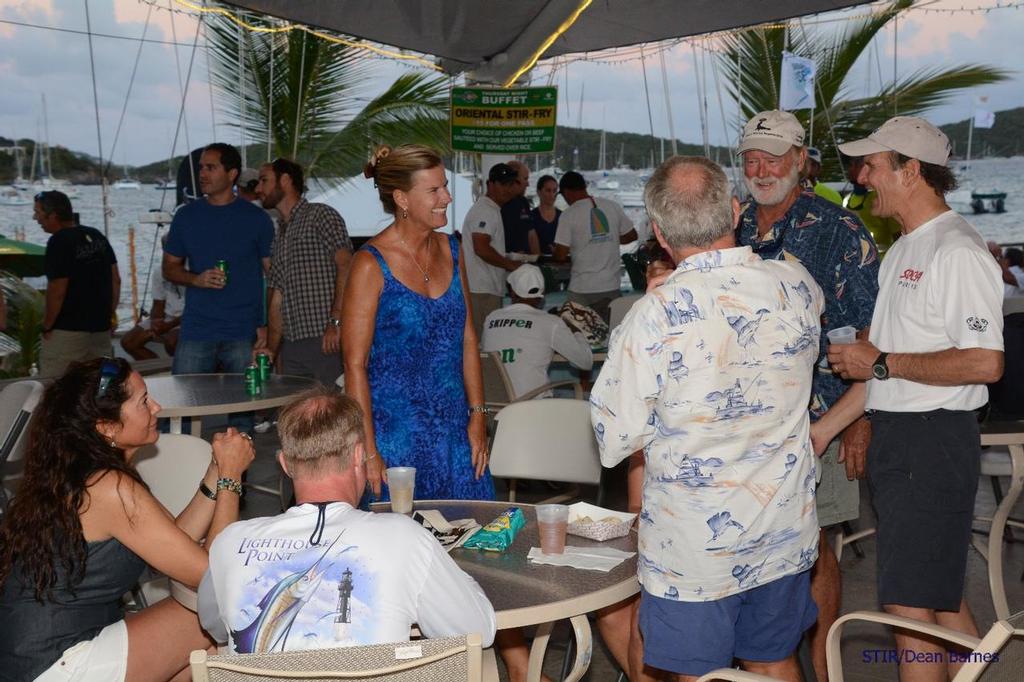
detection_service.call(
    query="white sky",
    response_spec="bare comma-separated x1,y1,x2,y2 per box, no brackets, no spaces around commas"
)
0,0,1020,166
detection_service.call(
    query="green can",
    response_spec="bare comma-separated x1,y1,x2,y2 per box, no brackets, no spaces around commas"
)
216,259,229,285
244,364,260,395
256,353,271,382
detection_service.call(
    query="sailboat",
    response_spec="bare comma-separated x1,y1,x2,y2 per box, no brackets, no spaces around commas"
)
947,105,1007,214
113,162,142,190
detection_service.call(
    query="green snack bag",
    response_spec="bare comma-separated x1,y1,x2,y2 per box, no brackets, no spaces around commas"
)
462,507,526,552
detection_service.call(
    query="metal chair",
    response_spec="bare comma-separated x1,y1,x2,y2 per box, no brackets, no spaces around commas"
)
479,350,582,414
608,292,643,331
189,634,484,682
0,380,45,513
489,398,602,504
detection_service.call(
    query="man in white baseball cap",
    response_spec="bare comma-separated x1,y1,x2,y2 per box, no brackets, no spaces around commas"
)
736,109,881,682
802,146,842,206
480,263,592,399
826,115,1003,681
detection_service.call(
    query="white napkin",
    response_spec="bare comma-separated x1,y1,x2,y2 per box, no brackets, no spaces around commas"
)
527,545,635,572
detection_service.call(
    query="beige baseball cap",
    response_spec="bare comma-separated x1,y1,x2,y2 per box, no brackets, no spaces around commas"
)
838,116,951,166
737,110,806,156
508,264,545,299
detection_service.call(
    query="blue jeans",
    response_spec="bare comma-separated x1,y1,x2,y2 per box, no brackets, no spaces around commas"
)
172,338,254,434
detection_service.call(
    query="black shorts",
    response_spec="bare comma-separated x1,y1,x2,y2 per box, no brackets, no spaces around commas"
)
867,409,980,612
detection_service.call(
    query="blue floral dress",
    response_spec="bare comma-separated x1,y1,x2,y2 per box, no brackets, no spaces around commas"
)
364,234,494,501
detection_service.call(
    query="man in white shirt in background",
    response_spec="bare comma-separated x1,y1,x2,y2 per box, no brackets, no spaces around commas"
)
592,156,823,681
827,116,1004,682
199,388,496,654
463,163,523,336
481,264,592,399
553,171,637,322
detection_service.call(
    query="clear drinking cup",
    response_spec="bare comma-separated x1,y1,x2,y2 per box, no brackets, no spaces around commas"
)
536,504,570,555
826,325,857,345
386,467,416,514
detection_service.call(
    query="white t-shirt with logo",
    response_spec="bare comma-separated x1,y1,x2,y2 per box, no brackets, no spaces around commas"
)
554,196,634,294
198,503,496,653
866,210,1004,412
462,195,507,296
481,303,593,398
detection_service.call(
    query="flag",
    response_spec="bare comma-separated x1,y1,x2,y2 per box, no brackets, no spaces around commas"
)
779,51,817,111
974,109,995,129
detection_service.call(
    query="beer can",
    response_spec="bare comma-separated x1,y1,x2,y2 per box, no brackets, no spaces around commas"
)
244,364,260,395
216,259,229,285
256,353,271,382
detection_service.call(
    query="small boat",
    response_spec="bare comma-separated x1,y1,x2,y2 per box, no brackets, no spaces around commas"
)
113,178,142,190
0,188,31,206
155,180,176,191
970,190,1007,215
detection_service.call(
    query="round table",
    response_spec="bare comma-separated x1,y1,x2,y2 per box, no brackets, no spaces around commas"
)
373,499,639,682
148,373,320,434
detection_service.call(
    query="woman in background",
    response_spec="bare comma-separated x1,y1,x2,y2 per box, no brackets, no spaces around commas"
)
530,174,561,255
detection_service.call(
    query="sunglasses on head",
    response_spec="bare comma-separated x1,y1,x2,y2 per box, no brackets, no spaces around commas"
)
96,357,120,399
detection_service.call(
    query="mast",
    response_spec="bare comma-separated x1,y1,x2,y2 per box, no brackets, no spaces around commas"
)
42,94,52,180
965,112,974,165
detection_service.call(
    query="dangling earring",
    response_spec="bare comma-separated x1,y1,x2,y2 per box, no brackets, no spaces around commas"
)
401,208,408,220
109,439,117,448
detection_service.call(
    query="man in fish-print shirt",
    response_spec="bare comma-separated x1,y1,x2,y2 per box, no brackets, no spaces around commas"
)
736,110,879,682
592,156,824,680
198,389,495,654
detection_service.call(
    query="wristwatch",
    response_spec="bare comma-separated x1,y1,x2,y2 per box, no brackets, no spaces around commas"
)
871,352,890,380
328,317,341,328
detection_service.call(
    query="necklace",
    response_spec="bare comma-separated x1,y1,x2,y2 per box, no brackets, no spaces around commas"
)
396,229,432,283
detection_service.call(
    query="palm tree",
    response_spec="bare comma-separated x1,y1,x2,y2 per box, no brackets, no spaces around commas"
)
204,14,451,183
0,272,44,377
718,0,1010,179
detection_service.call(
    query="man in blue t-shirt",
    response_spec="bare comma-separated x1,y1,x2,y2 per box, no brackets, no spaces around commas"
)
163,142,274,432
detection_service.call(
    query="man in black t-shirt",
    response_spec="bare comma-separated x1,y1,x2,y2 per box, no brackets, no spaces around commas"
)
34,191,120,377
501,160,539,255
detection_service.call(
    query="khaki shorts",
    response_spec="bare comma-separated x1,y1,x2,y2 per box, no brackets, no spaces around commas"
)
469,293,502,338
35,620,127,682
815,440,860,528
39,330,112,378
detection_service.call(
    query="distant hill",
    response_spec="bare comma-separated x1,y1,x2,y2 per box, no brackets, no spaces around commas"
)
940,106,1024,159
5,106,1020,184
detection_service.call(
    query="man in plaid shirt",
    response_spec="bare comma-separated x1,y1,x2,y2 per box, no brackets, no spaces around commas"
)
258,158,352,386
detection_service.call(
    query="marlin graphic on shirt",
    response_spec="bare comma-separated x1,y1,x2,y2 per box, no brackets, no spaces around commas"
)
231,532,351,654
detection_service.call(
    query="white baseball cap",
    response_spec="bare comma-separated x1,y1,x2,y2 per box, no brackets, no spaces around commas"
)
838,116,951,166
738,110,806,156
508,264,545,299
806,147,822,164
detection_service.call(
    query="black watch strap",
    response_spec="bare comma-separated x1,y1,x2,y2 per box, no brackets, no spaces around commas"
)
872,352,890,380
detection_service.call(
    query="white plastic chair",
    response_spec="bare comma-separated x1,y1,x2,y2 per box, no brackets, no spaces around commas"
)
0,380,45,512
609,293,643,331
190,634,484,682
489,399,602,503
134,433,213,516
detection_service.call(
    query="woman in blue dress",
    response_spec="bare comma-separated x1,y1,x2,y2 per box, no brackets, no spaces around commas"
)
341,144,493,501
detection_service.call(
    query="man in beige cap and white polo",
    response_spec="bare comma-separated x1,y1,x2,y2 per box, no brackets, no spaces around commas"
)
735,110,880,682
826,116,1004,682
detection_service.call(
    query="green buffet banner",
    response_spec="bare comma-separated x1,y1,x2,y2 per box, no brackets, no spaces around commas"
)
450,86,558,154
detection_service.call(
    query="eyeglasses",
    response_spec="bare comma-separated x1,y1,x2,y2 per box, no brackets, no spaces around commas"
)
96,357,120,399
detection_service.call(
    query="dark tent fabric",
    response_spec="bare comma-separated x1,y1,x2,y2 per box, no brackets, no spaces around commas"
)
175,147,206,207
220,0,870,82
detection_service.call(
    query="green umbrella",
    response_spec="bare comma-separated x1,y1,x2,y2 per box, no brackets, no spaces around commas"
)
0,237,46,278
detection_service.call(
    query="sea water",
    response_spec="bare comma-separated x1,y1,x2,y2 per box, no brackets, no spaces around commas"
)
2,157,1022,330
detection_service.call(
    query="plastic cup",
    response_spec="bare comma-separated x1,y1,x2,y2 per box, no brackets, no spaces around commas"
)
826,326,857,346
536,504,570,555
386,467,416,514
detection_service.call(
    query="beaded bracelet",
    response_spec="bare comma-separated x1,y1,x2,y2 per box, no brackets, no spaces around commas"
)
198,481,217,500
216,478,243,496
467,405,489,415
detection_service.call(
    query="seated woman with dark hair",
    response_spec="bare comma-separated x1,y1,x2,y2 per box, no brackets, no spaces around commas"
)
0,357,254,682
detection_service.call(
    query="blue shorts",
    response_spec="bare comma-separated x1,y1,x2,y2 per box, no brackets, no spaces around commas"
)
638,570,817,676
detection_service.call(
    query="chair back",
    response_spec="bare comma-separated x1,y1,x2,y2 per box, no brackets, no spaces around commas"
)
609,293,643,330
480,351,516,409
0,380,45,511
134,434,212,516
189,634,482,682
489,399,601,485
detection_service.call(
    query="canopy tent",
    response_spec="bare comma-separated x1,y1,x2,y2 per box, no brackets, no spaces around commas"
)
0,237,46,278
219,0,871,84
